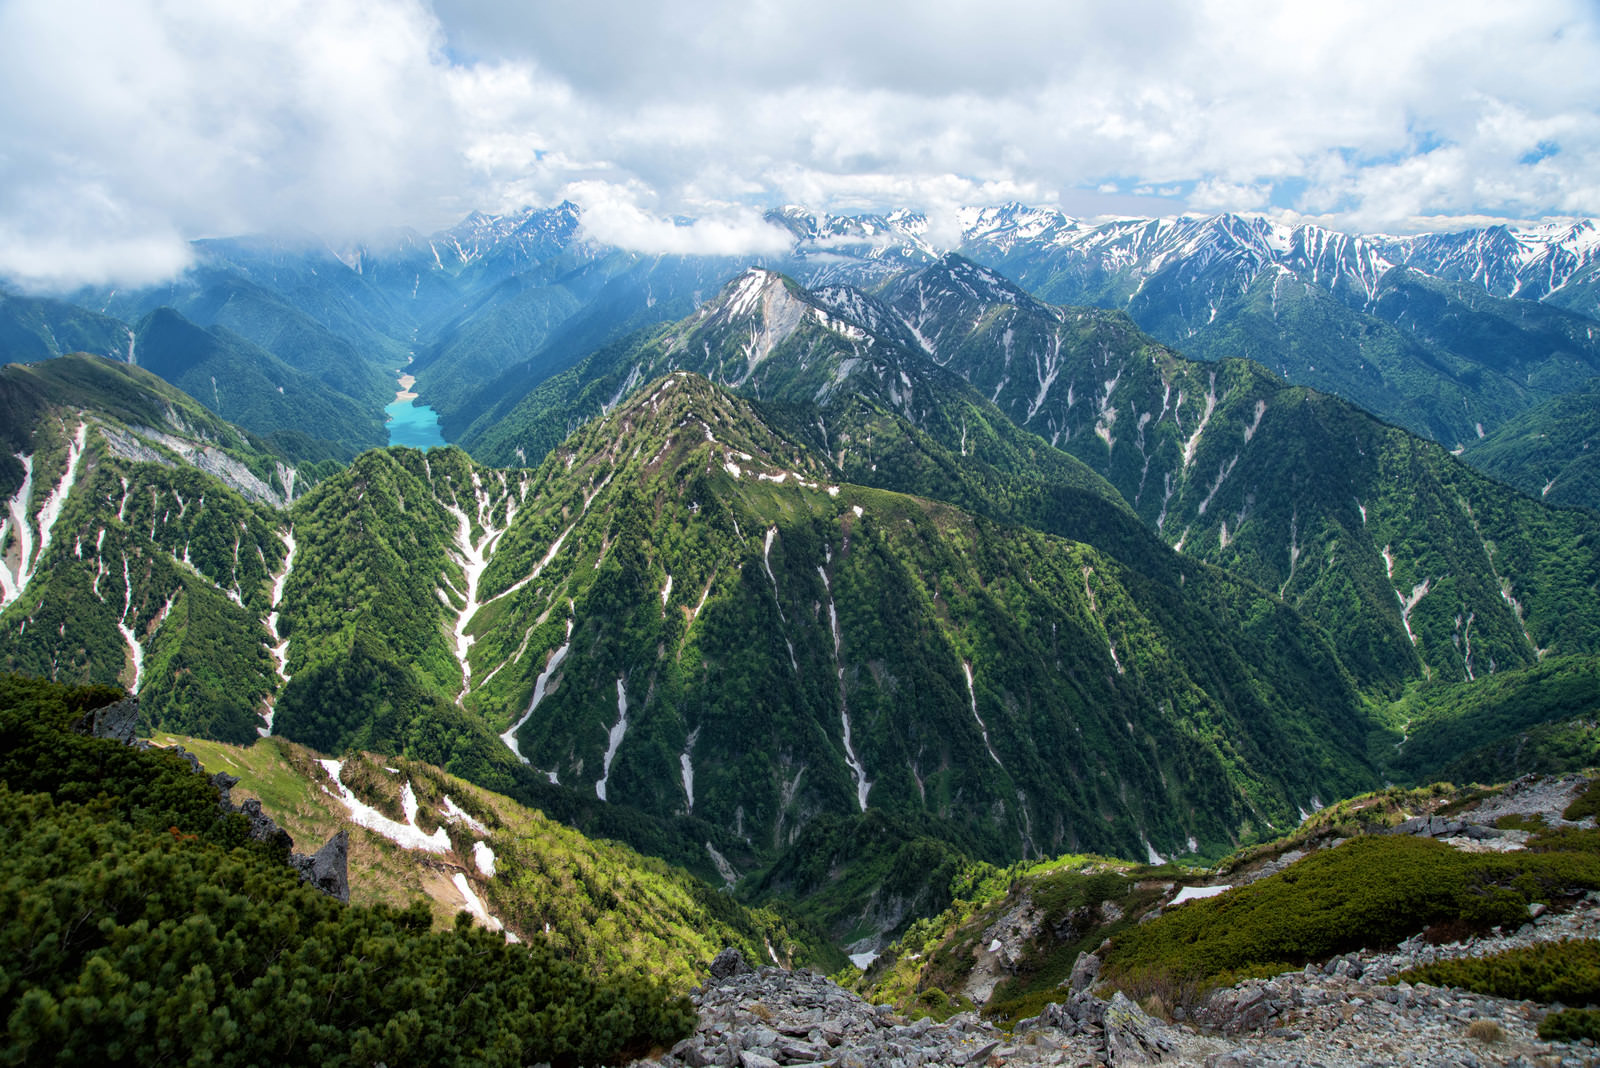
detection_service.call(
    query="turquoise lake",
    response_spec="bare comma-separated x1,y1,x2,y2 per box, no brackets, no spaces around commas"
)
385,397,447,449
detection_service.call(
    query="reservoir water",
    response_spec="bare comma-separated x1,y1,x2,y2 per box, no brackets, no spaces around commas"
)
386,373,447,449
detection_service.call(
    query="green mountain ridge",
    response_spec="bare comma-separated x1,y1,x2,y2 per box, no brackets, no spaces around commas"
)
7,257,1600,952
959,218,1600,450
132,306,387,460
879,255,1600,690
3,349,1382,884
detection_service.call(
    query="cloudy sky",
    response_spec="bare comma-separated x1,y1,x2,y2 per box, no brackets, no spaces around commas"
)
1,0,1597,290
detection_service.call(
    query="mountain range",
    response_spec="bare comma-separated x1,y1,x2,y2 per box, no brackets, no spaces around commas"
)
6,201,1600,955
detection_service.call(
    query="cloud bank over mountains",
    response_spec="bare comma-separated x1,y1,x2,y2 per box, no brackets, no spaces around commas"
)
2,0,1597,289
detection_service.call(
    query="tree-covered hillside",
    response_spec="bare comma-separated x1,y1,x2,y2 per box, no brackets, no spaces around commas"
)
3,350,1383,876
879,256,1600,690
0,673,693,1067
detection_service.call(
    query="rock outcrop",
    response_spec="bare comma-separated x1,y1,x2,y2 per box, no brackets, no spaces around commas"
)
637,889,1600,1068
69,693,350,902
291,829,350,903
69,694,140,744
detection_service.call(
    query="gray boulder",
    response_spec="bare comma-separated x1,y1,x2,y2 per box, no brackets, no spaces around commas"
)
1103,991,1177,1064
709,947,753,980
236,798,294,852
291,830,350,903
1066,950,1102,994
70,695,140,744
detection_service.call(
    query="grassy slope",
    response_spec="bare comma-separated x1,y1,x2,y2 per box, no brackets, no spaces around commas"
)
155,732,844,986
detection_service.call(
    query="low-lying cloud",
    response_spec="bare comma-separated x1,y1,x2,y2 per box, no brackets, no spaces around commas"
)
2,0,1597,291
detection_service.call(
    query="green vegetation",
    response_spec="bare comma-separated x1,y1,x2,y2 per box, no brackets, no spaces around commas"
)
1540,1008,1600,1043
0,291,131,365
158,733,843,984
1565,778,1600,823
855,849,1170,1023
751,810,982,947
962,231,1600,454
134,307,384,461
1377,657,1600,783
1465,380,1600,515
1101,836,1600,991
1398,939,1600,1005
0,674,694,1067
0,422,288,742
874,258,1600,691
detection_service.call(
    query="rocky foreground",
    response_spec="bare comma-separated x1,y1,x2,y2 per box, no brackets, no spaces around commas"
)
635,908,1598,1068
634,771,1600,1068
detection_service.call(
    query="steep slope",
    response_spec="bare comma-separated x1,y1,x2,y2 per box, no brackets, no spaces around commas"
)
450,373,1376,865
159,731,837,983
422,252,762,436
132,306,386,459
956,207,1600,447
0,674,695,1068
126,267,398,408
461,267,1166,578
1463,381,1600,514
0,356,312,740
0,289,132,364
1382,218,1600,317
2,348,1381,870
879,256,1600,688
95,233,417,369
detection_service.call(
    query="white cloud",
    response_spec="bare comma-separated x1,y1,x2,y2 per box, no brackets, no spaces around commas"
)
1,0,1598,289
564,181,793,256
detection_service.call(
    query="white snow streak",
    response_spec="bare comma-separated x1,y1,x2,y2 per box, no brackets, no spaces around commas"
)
595,678,629,801
1025,332,1064,423
680,725,700,813
500,619,572,763
819,564,870,810
963,662,1003,767
318,760,452,853
763,528,798,671
706,842,739,888
1170,885,1231,906
441,794,489,835
472,841,497,878
1,423,88,609
263,528,296,724
1181,373,1219,470
1397,578,1433,646
481,522,575,608
451,872,504,933
444,482,517,704
117,555,144,693
1243,399,1267,443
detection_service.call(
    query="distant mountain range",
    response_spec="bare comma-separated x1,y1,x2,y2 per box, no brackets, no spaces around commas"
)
7,201,1600,948
10,202,1600,465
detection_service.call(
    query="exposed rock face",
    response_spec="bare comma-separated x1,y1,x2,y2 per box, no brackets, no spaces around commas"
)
291,830,350,903
1102,992,1178,1065
1067,950,1103,995
235,798,294,853
710,947,754,980
640,893,1600,1068
650,960,1015,1068
69,695,140,744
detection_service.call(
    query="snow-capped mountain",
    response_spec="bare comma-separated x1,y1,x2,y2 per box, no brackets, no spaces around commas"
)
956,204,1600,319
952,205,1600,446
1377,219,1600,309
